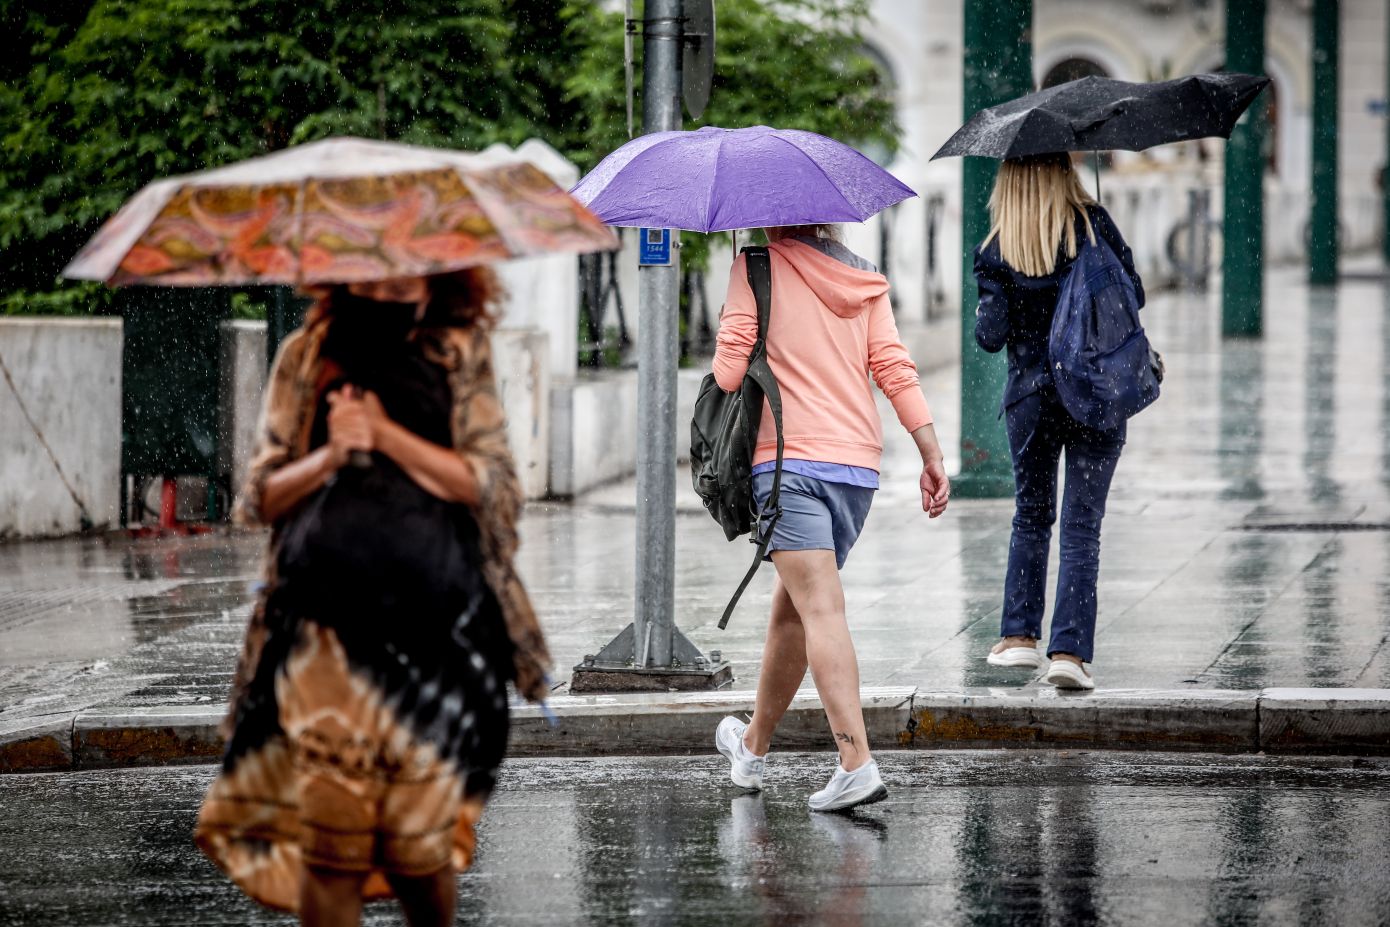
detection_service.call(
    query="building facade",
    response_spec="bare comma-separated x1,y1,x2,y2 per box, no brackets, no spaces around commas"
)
851,0,1388,324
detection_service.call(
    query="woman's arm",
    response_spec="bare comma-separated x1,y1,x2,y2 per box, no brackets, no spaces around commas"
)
366,391,482,505
712,253,759,392
866,295,933,432
973,248,1010,353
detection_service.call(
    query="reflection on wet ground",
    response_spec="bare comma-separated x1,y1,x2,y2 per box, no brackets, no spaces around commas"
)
1,269,1389,729
0,751,1387,926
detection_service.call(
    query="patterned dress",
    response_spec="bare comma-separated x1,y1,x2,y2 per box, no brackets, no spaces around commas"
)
195,310,551,912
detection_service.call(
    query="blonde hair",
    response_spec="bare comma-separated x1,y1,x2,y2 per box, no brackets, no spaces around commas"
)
983,154,1096,277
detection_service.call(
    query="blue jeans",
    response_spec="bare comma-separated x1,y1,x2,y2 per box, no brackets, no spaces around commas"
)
1000,388,1125,663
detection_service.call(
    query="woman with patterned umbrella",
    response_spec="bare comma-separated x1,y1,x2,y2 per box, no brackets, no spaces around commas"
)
67,137,615,925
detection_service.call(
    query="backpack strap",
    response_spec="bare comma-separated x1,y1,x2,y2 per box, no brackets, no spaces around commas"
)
718,246,784,630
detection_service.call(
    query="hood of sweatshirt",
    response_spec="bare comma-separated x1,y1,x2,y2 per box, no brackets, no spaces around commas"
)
768,238,889,320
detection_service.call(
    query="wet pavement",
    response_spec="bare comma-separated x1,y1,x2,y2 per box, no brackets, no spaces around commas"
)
0,750,1387,926
2,267,1390,735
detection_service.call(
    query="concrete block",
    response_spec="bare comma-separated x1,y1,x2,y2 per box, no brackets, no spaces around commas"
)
491,328,551,500
548,368,704,498
218,320,267,497
902,687,1259,752
511,686,914,757
0,715,74,772
72,705,225,769
0,318,123,538
1259,688,1390,755
489,139,581,380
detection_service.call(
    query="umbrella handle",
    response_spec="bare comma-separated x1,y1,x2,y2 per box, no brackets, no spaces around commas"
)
1093,151,1102,201
339,383,373,469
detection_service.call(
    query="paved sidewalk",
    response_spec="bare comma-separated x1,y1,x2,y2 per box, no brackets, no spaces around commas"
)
3,267,1390,768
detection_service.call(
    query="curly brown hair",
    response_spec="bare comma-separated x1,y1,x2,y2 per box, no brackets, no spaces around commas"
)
421,267,504,331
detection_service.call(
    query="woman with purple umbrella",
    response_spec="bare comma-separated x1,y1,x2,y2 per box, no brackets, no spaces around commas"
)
711,222,950,811
576,125,950,812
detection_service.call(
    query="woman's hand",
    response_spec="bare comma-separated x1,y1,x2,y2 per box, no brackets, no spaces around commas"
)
326,386,375,469
920,458,950,518
910,423,950,518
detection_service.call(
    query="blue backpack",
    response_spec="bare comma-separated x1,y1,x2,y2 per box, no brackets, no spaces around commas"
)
1050,233,1160,431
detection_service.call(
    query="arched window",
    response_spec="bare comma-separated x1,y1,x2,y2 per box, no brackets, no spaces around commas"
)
1041,56,1109,89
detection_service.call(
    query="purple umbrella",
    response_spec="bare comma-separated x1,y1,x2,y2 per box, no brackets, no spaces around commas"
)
571,125,915,233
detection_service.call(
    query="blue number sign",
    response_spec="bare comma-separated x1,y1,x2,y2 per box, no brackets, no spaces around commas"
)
638,228,672,266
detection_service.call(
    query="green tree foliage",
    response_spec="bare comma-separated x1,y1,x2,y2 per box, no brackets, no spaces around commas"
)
560,0,896,172
1,0,897,314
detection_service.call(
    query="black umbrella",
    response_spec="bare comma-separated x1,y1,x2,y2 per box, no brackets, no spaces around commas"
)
931,72,1270,161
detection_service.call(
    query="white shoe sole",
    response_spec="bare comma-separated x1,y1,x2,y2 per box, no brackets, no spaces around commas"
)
1044,661,1095,690
810,782,889,814
986,646,1043,668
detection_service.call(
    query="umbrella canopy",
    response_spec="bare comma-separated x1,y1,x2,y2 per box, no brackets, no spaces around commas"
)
64,137,619,286
571,125,915,233
931,72,1270,161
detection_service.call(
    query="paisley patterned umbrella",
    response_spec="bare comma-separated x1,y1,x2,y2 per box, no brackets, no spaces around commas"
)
64,137,618,286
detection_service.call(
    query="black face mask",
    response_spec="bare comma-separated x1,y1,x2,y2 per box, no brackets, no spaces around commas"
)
322,293,419,376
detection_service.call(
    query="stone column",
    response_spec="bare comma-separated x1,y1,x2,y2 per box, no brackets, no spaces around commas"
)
1223,0,1267,337
956,0,1032,499
1309,0,1340,285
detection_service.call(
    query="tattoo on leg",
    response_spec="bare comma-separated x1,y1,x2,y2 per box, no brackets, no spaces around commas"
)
835,732,859,752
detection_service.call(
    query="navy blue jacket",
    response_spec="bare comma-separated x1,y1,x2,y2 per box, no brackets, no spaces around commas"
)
973,204,1144,415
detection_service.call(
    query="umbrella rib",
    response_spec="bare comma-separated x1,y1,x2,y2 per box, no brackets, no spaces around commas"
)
767,135,860,225
701,132,727,233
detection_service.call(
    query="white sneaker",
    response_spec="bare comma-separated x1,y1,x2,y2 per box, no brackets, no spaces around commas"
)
986,644,1044,668
715,716,765,791
1044,659,1095,690
808,760,888,813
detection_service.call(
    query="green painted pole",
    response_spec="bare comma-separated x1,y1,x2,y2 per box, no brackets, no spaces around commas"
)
957,0,1032,499
1309,0,1339,285
1222,0,1266,337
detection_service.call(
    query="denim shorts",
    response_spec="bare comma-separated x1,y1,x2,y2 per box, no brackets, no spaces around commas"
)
752,471,875,570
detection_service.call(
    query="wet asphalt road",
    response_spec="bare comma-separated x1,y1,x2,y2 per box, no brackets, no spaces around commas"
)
1,750,1388,926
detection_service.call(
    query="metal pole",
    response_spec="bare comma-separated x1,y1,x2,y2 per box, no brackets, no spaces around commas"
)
956,0,1032,499
1384,3,1389,264
1309,0,1339,285
571,0,730,692
634,0,682,669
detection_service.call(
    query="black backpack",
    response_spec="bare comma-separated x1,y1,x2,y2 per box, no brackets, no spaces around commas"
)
690,246,784,629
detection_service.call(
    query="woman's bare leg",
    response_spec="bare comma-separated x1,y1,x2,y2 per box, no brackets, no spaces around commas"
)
768,549,869,770
386,868,456,927
744,577,809,756
300,866,367,927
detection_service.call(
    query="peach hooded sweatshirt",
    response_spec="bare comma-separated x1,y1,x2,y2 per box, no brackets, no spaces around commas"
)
713,238,932,472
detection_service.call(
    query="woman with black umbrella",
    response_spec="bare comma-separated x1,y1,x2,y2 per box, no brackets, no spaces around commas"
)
972,153,1143,689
